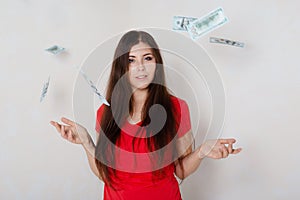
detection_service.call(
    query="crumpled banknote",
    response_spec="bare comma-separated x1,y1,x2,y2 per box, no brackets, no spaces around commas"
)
187,7,228,40
78,69,110,106
173,16,197,31
45,45,65,55
210,37,245,48
40,76,50,102
173,7,228,40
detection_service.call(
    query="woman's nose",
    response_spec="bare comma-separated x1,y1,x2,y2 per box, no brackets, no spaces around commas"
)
137,60,145,71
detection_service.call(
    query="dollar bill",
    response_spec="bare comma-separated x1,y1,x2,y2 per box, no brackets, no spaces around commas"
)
210,37,245,48
173,16,197,31
187,7,228,40
40,76,50,102
79,69,110,106
45,45,65,55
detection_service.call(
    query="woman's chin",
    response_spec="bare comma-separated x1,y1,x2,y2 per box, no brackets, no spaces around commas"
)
132,84,150,91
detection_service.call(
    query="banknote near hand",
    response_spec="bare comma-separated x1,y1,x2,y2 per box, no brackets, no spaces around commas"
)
187,7,228,40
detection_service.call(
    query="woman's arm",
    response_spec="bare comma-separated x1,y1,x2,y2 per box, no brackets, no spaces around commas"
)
50,118,103,181
174,146,203,180
82,140,102,181
174,132,242,180
174,130,203,179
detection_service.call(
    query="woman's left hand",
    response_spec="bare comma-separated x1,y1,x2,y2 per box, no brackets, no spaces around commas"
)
198,138,242,159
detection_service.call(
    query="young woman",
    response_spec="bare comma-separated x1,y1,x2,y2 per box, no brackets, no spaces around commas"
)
50,30,242,200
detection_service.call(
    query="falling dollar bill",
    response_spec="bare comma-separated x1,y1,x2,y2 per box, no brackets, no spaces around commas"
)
210,37,245,48
45,45,65,55
78,69,110,106
173,16,197,31
187,7,228,40
40,76,50,102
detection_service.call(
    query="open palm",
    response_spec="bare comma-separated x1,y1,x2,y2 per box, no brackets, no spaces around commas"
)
50,117,91,145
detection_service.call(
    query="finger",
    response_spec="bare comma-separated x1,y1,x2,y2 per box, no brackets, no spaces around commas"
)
60,125,68,139
228,143,233,154
50,121,62,133
221,146,229,158
69,129,77,140
61,117,75,126
63,125,71,132
50,121,55,126
231,148,242,154
217,151,223,159
219,138,236,144
50,121,58,128
67,129,74,141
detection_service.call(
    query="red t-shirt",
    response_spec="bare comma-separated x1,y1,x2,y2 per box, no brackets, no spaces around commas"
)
95,96,191,200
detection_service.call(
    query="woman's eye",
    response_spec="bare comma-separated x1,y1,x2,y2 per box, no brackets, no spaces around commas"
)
129,59,134,63
145,56,153,61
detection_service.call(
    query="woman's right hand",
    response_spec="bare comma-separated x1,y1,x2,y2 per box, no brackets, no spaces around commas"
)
50,117,91,145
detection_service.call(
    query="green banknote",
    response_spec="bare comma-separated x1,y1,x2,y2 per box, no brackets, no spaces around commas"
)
173,16,197,31
79,69,110,106
187,7,228,40
40,76,50,102
45,45,65,55
210,37,245,48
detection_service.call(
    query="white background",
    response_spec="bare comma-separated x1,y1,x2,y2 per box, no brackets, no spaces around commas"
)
1,0,299,199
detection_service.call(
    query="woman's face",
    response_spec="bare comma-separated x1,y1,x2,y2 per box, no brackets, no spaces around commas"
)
127,42,156,91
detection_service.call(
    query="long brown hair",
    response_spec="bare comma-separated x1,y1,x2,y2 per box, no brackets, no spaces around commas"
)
95,30,184,186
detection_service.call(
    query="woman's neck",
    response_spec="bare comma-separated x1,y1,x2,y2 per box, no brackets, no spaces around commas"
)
128,89,148,123
132,89,148,113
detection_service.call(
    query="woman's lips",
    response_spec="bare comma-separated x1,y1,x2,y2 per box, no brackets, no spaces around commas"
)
136,75,147,79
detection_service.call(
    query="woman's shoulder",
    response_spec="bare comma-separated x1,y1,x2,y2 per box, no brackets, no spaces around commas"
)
170,95,188,108
96,104,106,117
96,104,110,123
169,95,191,136
95,104,110,133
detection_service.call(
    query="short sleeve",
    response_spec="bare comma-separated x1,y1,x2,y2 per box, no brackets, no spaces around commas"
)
172,98,192,138
95,105,105,134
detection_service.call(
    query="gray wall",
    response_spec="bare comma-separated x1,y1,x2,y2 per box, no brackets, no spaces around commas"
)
1,0,299,199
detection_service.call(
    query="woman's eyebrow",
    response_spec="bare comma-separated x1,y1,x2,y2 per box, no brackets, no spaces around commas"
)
129,53,152,57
